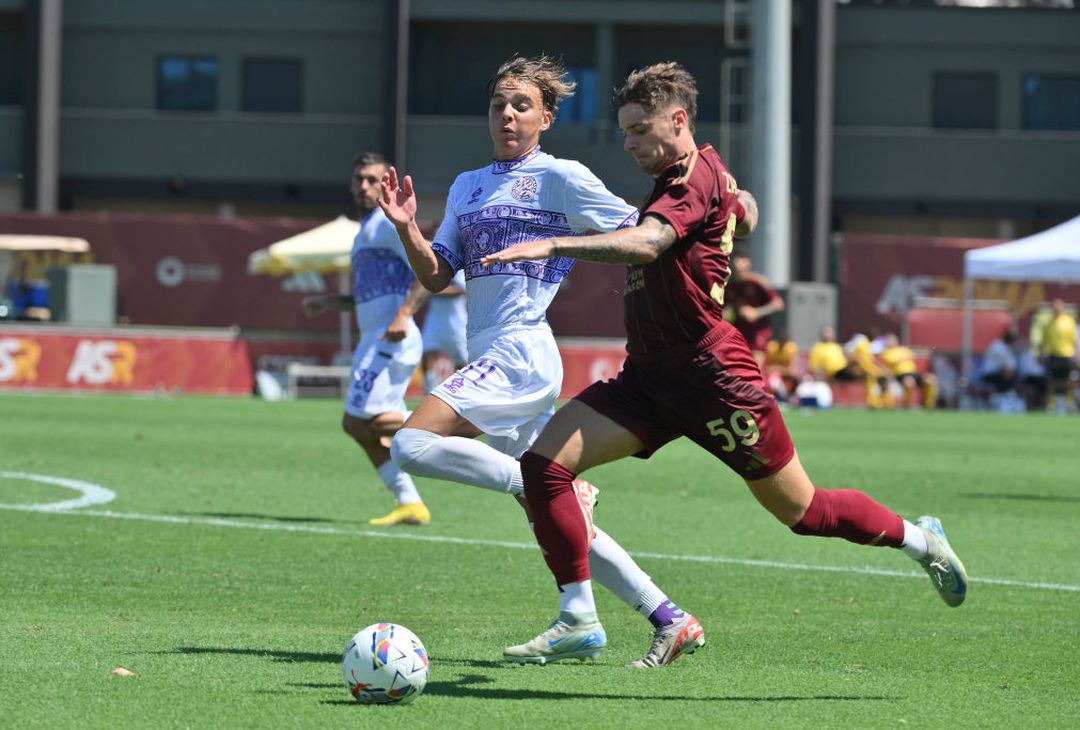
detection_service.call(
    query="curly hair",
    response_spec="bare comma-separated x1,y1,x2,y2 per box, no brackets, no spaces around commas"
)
614,61,698,132
486,54,576,119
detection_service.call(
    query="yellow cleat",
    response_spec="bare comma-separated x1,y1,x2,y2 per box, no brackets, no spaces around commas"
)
368,502,431,526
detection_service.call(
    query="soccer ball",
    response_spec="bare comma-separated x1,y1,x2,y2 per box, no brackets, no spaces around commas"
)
342,623,429,705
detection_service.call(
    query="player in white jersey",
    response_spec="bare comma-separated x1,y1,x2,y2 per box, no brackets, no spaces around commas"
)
303,152,432,527
420,268,468,392
378,55,705,667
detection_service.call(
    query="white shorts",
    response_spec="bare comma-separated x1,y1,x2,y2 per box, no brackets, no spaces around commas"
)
421,311,468,365
432,325,561,458
344,331,421,419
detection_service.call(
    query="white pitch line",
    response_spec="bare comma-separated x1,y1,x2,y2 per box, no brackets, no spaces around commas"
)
2,502,1078,595
0,471,116,511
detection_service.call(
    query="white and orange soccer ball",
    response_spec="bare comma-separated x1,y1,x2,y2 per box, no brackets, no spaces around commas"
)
342,623,429,705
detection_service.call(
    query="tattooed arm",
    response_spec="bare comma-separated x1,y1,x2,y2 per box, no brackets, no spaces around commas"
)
481,215,678,267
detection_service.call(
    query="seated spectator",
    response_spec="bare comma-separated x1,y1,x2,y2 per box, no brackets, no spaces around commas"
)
845,332,895,409
764,330,799,401
808,325,859,382
1018,344,1048,411
981,326,1019,395
880,333,938,409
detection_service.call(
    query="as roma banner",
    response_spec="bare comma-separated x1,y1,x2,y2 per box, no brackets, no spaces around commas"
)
839,233,1080,339
0,326,253,394
0,212,632,340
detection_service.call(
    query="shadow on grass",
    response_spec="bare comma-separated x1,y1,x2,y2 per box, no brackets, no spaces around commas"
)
960,492,1080,503
173,647,340,664
178,511,343,524
321,687,898,703
287,677,898,704
185,648,901,704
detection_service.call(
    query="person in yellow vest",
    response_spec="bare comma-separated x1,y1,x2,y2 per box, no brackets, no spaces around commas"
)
764,330,800,401
1040,298,1079,413
880,333,938,409
808,326,857,381
845,332,894,409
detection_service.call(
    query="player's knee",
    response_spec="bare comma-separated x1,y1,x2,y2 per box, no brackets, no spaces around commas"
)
390,427,440,470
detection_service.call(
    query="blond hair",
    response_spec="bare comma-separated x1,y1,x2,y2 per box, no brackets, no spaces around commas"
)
486,54,576,119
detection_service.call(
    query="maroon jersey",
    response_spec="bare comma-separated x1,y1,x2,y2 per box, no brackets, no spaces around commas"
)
725,273,782,352
624,144,745,356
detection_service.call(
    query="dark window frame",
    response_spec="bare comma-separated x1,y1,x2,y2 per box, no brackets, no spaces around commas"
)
1022,72,1080,131
156,54,219,112
241,56,305,114
932,71,998,130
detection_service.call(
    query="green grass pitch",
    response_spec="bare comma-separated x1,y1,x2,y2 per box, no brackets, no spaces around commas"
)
1,393,1078,727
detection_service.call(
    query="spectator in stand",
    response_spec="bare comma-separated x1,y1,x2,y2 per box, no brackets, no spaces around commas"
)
724,247,784,370
845,333,895,409
764,329,799,402
880,333,938,409
981,326,1019,396
1017,340,1047,411
808,325,860,383
1040,298,1079,413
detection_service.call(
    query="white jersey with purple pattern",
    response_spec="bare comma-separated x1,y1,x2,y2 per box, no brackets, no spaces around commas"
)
351,207,419,346
427,148,636,450
430,147,638,349
344,207,421,419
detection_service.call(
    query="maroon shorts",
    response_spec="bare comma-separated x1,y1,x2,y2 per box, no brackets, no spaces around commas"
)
575,325,795,480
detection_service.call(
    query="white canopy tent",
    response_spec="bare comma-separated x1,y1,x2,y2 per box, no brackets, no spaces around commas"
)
961,215,1080,382
247,215,359,356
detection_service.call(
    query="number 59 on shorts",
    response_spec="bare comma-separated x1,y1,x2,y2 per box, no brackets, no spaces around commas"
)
706,409,760,452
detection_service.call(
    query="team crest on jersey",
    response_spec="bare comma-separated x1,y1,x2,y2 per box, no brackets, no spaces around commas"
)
467,187,483,205
510,176,538,201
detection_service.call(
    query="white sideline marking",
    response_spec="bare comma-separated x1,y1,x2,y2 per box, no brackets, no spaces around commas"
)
0,471,116,511
0,499,1077,595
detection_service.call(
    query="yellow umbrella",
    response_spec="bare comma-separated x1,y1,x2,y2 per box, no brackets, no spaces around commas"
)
247,216,358,276
0,234,90,253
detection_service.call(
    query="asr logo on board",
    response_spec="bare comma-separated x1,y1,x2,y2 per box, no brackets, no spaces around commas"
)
0,338,43,383
66,340,138,385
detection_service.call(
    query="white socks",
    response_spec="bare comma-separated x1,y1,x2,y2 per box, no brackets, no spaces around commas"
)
900,519,929,559
375,460,421,505
588,526,663,619
558,579,596,616
391,427,520,494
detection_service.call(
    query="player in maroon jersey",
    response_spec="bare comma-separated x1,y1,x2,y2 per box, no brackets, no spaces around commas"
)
725,247,785,371
482,62,967,667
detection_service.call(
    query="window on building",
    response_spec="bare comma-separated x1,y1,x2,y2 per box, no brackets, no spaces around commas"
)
1023,74,1080,131
157,55,218,111
932,72,997,130
242,58,304,113
558,67,598,124
0,14,21,105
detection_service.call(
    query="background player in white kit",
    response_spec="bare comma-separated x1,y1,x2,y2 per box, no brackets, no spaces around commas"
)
379,55,705,668
303,152,432,527
419,268,468,392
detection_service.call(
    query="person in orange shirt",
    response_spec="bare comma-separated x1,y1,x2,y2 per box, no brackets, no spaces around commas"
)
880,333,938,409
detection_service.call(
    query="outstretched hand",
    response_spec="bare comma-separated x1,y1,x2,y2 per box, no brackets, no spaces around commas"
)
378,166,417,226
480,239,555,267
